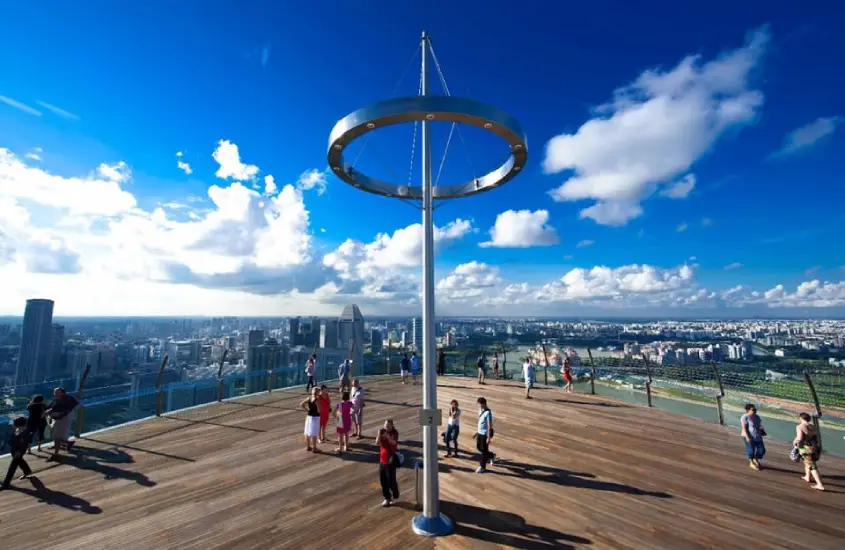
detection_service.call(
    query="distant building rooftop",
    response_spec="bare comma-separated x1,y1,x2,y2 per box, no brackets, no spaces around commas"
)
339,304,364,322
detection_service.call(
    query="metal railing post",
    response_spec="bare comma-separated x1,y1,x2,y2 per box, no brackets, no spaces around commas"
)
386,337,391,375
804,372,824,452
586,348,596,395
217,349,229,402
641,354,654,408
501,344,507,380
463,350,468,377
711,362,726,426
155,355,170,416
541,343,550,386
73,364,92,438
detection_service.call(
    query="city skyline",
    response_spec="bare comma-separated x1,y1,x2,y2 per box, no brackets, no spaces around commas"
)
2,3,844,317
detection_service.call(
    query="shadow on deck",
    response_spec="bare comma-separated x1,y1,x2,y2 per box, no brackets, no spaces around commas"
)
1,376,844,550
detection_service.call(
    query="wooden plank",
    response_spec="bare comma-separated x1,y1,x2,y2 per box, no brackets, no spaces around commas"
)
1,376,843,550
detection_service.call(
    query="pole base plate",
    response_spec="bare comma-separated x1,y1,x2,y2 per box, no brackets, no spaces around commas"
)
411,512,454,537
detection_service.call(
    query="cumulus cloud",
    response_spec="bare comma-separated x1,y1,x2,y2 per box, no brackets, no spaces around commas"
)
213,139,259,181
97,161,132,184
544,27,767,225
264,175,277,194
437,262,501,303
660,174,696,199
296,169,327,195
774,116,842,157
176,151,193,175
480,209,559,248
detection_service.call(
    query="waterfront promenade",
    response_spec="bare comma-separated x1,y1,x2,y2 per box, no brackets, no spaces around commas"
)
1,376,844,549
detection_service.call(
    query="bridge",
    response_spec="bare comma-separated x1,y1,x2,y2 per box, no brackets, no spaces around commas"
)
2,374,844,549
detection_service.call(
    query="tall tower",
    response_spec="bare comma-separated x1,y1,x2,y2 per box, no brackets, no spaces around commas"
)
337,304,364,369
15,299,55,386
411,317,423,352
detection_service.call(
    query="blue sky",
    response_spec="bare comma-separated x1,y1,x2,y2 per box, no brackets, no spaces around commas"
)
1,1,844,317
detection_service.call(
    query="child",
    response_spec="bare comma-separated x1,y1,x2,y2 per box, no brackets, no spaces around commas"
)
2,416,33,489
318,384,331,443
27,395,48,453
335,391,353,453
443,400,461,458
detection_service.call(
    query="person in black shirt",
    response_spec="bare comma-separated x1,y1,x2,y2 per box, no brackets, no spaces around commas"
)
437,348,446,376
1,416,33,489
26,395,47,453
45,387,79,461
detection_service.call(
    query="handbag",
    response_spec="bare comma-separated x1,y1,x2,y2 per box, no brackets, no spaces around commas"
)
390,451,404,467
789,446,801,463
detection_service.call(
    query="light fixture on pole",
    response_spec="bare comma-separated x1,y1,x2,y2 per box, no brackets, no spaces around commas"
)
327,32,527,537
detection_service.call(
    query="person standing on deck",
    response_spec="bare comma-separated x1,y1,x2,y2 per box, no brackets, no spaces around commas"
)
45,387,78,462
400,354,411,385
1,416,33,490
477,352,487,385
475,397,495,473
338,359,352,394
794,413,825,491
335,391,353,454
492,353,500,380
741,404,766,471
376,419,400,507
523,356,535,399
318,384,332,443
410,352,420,385
26,395,48,454
300,387,322,453
443,400,461,458
561,357,573,393
437,348,446,376
351,380,365,439
305,354,317,392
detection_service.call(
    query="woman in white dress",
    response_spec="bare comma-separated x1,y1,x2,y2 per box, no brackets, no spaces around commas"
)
300,387,322,453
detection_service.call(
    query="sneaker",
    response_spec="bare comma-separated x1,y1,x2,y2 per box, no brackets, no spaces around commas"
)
475,467,487,474
381,499,391,507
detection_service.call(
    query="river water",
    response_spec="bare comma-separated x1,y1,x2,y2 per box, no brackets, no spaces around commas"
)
511,346,844,457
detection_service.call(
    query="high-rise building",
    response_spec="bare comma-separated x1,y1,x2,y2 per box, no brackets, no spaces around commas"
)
371,330,383,354
248,329,265,347
50,323,66,380
246,341,283,394
411,317,423,352
320,319,339,349
15,298,55,386
289,318,300,346
338,304,364,368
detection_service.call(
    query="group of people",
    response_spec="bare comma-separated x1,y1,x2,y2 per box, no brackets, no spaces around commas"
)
300,378,365,454
740,404,826,491
1,387,79,490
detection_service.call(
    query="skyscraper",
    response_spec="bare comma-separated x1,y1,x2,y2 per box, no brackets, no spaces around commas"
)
320,319,339,349
338,304,364,369
289,318,300,346
411,317,423,352
15,299,55,386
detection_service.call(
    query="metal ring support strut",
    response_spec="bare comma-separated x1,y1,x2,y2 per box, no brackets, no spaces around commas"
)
327,95,528,200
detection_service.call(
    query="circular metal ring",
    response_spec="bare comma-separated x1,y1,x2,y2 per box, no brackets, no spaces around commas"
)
327,95,528,199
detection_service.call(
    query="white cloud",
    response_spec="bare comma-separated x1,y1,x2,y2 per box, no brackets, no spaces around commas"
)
97,161,131,184
35,100,80,120
724,262,742,270
775,116,842,157
25,152,42,162
676,222,688,232
750,280,845,308
296,169,327,195
437,262,501,303
660,174,696,199
264,175,277,194
480,209,559,248
212,139,259,181
0,95,41,116
544,27,767,225
176,151,193,175
576,239,594,248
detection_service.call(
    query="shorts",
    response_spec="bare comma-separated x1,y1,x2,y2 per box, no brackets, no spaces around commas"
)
525,378,534,389
340,375,351,387
353,409,363,426
563,373,573,382
400,369,409,376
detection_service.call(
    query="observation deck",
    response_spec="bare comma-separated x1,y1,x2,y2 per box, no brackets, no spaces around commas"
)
2,373,844,549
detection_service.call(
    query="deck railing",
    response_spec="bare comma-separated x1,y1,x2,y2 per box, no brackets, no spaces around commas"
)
2,345,843,455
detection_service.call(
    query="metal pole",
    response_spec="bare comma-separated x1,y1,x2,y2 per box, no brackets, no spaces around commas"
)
413,31,452,537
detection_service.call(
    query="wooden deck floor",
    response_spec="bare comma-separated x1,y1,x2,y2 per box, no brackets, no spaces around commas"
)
1,376,844,550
